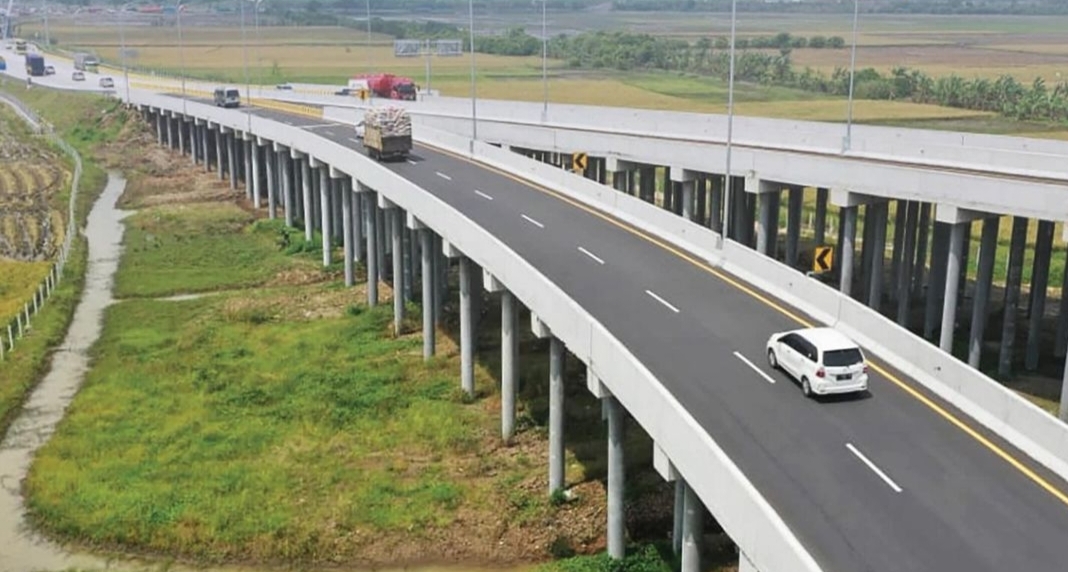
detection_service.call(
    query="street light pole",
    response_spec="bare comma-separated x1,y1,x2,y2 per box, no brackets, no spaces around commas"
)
722,0,737,243
177,0,187,114
468,0,477,141
120,7,130,103
241,0,252,131
541,0,547,121
365,0,372,74
844,0,860,152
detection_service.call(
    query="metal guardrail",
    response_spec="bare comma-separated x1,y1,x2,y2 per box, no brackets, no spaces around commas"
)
129,81,321,119
0,93,83,363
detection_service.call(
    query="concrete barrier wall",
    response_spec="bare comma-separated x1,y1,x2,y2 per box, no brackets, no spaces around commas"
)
321,104,1068,223
396,115,1068,483
136,91,823,572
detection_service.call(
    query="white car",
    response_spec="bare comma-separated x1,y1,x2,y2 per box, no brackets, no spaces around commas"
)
99,77,114,88
354,120,365,139
766,327,869,397
72,71,85,81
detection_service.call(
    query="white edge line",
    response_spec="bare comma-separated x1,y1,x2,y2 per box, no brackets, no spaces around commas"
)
347,137,361,145
436,171,452,181
521,214,545,229
846,443,903,493
733,351,776,384
474,190,494,200
577,246,605,265
645,289,680,313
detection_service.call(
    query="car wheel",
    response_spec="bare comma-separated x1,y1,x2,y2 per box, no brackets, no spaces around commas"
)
767,348,778,370
801,377,812,398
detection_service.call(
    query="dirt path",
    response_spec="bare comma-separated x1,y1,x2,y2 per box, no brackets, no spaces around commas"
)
0,171,128,572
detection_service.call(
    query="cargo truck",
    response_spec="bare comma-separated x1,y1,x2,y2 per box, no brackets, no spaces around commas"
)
25,53,45,77
73,52,100,73
350,73,417,101
363,107,412,161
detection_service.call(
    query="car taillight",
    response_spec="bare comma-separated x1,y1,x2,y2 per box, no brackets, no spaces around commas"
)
816,368,825,378
863,364,868,374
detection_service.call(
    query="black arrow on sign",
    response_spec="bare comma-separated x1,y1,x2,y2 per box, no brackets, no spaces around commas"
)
815,247,832,272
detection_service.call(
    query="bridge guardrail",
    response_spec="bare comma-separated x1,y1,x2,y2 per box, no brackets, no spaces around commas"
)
392,114,1068,485
0,94,83,364
135,90,825,572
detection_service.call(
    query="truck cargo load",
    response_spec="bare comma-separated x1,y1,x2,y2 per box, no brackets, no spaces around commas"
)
362,106,412,161
25,53,44,77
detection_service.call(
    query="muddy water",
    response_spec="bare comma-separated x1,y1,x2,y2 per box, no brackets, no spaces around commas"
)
0,172,129,572
0,171,533,572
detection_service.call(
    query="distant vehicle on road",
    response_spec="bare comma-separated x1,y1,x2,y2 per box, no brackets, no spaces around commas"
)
334,87,352,96
44,65,55,75
99,77,115,88
72,70,85,81
73,52,100,73
14,39,27,55
24,53,45,77
351,73,417,101
275,83,293,90
0,56,6,71
213,86,240,108
363,107,411,161
766,327,869,398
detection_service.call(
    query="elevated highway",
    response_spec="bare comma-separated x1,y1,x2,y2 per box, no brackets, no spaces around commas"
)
7,61,1068,572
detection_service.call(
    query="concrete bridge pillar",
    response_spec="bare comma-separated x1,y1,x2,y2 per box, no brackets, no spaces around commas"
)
351,185,364,265
215,126,226,181
999,216,1029,377
671,167,697,222
813,187,829,246
1055,253,1068,360
266,143,279,220
607,157,635,196
189,119,199,165
403,227,415,302
317,164,332,266
251,139,265,210
866,202,889,310
912,203,932,300
376,207,387,287
935,206,985,353
681,479,704,572
411,219,433,358
709,175,723,234
156,112,165,146
242,135,253,202
177,117,188,157
337,176,354,288
280,150,293,227
923,221,951,340
458,256,476,396
482,271,517,441
333,180,345,244
605,391,625,558
434,235,446,326
694,175,708,226
969,216,1000,368
831,189,888,299
380,197,403,334
1026,220,1056,371
201,120,211,172
227,132,238,191
889,200,907,303
638,165,656,204
785,185,804,268
751,179,780,258
897,201,920,327
300,157,313,241
532,315,565,495
364,186,379,307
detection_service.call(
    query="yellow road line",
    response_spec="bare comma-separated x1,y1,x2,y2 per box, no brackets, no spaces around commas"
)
422,141,1068,509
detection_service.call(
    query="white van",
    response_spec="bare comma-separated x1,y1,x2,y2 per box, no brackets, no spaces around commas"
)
213,86,241,108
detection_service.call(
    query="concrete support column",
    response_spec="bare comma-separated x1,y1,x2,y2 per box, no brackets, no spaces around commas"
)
266,147,278,220
924,222,951,340
227,133,238,191
301,159,313,241
156,113,165,146
867,202,888,309
376,207,387,286
786,186,803,267
244,139,253,201
434,236,446,325
709,176,723,234
839,206,858,296
681,480,704,572
673,481,685,554
366,190,379,307
860,205,877,297
215,128,225,180
756,189,780,257
1056,261,1068,359
341,180,354,287
319,167,331,266
814,187,828,246
611,170,627,193
639,166,656,204
680,179,695,221
1060,356,1068,422
251,142,263,209
912,203,932,299
889,200,907,302
968,217,1000,368
605,394,625,560
939,221,968,352
333,184,344,243
420,227,434,357
404,228,415,302
190,122,199,164
999,216,1029,377
548,336,565,494
201,123,210,171
1026,220,1056,370
897,201,919,327
501,290,518,442
178,119,187,157
459,256,475,395
281,153,293,227
392,208,404,335
353,190,364,265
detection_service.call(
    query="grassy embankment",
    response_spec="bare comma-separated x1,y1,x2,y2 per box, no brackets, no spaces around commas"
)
0,85,122,435
23,128,736,570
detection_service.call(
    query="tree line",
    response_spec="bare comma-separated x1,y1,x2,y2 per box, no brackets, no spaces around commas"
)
476,28,1068,124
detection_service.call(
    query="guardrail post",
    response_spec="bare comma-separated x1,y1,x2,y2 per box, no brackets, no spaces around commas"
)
7,324,13,350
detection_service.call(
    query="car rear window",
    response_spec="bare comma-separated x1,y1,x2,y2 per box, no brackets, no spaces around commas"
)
226,90,239,97
823,348,863,367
